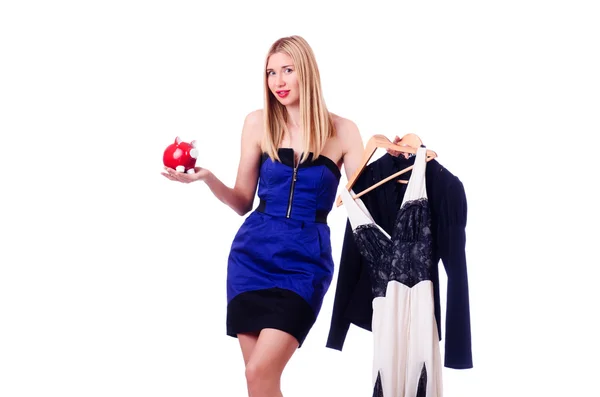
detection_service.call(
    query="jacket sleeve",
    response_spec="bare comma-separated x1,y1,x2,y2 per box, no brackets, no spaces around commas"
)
438,176,473,369
326,168,377,350
325,156,403,350
326,220,363,350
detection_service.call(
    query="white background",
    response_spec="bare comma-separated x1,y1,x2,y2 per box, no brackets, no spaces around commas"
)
1,1,599,396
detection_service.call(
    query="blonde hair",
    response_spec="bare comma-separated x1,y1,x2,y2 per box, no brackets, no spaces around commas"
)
261,35,335,163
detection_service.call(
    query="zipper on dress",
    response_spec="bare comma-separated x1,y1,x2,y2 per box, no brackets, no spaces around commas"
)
286,158,299,218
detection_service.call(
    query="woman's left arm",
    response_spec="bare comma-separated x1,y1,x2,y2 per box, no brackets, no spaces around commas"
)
337,118,365,183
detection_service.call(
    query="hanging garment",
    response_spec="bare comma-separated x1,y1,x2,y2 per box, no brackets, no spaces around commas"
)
327,153,472,370
340,146,442,397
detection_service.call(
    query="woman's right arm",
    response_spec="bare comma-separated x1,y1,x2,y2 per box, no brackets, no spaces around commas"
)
162,110,263,216
204,110,262,215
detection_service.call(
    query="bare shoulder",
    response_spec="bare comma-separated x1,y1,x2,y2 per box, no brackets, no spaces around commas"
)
330,113,362,153
242,109,264,146
245,109,264,126
331,113,359,135
329,113,365,178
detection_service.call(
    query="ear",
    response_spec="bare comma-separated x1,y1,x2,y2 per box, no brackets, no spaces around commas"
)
175,136,182,144
190,140,197,148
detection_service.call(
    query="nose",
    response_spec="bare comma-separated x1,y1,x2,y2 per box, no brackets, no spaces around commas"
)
275,74,285,88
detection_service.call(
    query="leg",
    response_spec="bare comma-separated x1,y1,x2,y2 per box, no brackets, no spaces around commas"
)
238,332,260,397
238,331,260,365
245,328,299,397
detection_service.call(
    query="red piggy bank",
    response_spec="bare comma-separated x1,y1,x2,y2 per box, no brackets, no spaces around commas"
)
163,136,198,173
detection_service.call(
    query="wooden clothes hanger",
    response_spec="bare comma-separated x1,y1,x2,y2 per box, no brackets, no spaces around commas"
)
335,133,437,207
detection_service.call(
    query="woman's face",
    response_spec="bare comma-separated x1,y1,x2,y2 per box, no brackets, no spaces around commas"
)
266,52,299,106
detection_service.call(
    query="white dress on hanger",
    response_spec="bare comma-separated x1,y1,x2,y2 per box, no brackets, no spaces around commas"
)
340,146,443,397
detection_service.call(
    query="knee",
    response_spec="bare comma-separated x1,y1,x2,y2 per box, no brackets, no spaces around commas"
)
245,362,264,387
245,363,277,395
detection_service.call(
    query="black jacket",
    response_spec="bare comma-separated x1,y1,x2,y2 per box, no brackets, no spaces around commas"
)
326,153,473,369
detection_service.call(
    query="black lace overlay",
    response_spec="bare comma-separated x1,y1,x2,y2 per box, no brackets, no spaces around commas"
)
353,224,393,299
397,198,430,242
353,198,433,296
389,198,433,288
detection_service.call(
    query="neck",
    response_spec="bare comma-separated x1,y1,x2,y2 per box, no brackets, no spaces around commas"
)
285,103,301,129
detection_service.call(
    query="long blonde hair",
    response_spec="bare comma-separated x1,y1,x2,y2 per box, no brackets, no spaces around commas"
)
261,35,335,163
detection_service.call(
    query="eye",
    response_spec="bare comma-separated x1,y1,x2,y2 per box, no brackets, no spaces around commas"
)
285,68,294,73
267,70,275,76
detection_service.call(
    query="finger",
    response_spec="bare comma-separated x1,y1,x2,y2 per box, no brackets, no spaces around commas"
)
162,167,174,176
162,170,182,181
162,173,177,181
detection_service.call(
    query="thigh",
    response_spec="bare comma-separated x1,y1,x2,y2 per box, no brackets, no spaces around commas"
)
247,328,299,374
238,331,259,365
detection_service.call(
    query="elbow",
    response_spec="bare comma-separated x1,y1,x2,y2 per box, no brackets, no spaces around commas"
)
235,202,254,216
231,192,254,216
235,208,250,216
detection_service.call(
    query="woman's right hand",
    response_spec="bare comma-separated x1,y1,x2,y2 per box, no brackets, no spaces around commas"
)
161,166,211,184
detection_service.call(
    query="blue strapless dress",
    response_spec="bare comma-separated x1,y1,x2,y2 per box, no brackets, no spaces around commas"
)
226,148,341,346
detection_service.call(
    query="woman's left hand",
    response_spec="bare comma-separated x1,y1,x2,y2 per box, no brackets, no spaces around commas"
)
386,135,404,157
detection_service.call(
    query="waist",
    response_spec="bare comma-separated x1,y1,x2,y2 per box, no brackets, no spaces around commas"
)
256,199,330,224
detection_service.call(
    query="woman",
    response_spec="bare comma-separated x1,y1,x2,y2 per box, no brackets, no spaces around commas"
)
162,35,364,397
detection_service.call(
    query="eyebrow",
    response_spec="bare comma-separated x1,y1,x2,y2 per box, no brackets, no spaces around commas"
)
266,65,294,71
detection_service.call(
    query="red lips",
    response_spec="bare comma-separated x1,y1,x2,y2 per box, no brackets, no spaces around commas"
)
276,90,290,98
